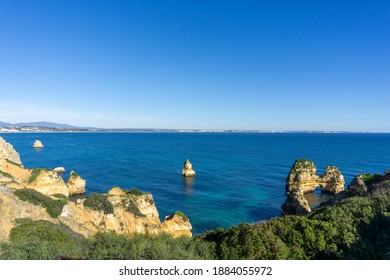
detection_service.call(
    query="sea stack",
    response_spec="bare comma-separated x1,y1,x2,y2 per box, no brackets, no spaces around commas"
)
33,140,44,148
285,158,345,195
66,170,86,195
182,159,196,177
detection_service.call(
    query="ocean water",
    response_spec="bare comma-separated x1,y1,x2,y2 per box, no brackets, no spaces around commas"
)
1,132,390,235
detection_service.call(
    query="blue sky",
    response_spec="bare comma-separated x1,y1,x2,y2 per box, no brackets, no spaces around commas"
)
0,0,389,131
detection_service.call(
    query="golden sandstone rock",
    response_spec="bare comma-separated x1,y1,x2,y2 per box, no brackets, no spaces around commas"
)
0,137,22,166
182,159,196,177
0,137,192,241
283,159,345,216
33,140,44,148
66,170,86,195
286,159,345,195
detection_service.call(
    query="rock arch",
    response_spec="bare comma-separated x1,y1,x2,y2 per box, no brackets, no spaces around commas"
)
286,159,345,195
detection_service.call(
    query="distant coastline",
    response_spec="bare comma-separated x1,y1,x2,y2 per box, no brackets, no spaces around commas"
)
0,121,378,134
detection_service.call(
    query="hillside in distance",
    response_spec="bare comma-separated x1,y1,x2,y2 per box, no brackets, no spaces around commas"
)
0,121,79,129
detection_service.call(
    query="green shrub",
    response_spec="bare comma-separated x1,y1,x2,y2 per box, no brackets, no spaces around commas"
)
14,188,66,218
126,188,149,196
126,201,146,217
28,168,51,184
171,211,189,222
86,231,213,260
84,193,114,214
0,220,87,260
52,193,69,201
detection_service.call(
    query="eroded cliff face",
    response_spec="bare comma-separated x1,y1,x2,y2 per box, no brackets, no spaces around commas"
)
286,159,345,194
0,137,192,240
283,159,345,216
0,137,22,167
0,185,59,241
66,171,86,195
281,189,311,216
0,185,192,241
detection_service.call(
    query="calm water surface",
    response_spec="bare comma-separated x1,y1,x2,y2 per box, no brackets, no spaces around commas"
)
2,132,389,235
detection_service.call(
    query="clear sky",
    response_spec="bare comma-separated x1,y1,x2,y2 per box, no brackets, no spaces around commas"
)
0,0,389,131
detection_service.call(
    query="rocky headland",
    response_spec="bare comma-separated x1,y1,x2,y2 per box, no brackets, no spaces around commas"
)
282,159,345,215
0,137,192,242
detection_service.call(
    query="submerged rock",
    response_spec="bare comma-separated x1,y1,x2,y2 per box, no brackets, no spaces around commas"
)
66,171,86,195
182,159,196,177
33,140,44,148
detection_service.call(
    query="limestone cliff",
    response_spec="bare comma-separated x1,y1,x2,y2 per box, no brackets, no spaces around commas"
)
0,137,22,167
283,159,345,216
0,185,192,241
281,189,311,216
347,172,390,196
286,159,345,194
26,169,70,196
319,165,345,193
286,159,319,194
0,185,59,241
0,137,192,240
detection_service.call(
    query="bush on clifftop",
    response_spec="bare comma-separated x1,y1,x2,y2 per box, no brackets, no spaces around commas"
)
14,188,66,218
83,192,114,214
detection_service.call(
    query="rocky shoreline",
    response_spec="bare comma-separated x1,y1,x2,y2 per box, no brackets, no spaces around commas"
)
0,137,192,241
1,136,389,260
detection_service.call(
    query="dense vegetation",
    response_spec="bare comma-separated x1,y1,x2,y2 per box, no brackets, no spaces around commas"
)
83,192,114,214
2,175,389,260
14,188,67,218
0,222,212,260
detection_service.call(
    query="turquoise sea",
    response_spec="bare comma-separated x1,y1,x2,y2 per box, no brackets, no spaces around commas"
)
1,133,390,235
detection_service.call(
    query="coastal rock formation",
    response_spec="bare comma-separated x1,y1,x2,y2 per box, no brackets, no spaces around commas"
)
286,159,318,194
0,185,59,241
108,186,126,196
281,189,311,216
0,136,193,240
27,169,70,196
347,172,390,196
0,158,31,184
53,167,66,173
66,171,86,195
283,159,345,216
0,184,192,241
319,166,345,193
0,137,22,167
159,212,192,238
286,159,345,194
182,159,196,177
33,140,44,148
